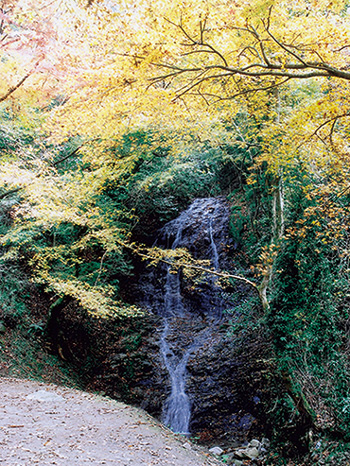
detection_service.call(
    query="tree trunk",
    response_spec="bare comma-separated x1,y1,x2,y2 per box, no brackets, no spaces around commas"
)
45,296,72,351
257,174,284,312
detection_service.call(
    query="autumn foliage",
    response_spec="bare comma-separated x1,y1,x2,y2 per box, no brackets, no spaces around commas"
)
1,0,350,461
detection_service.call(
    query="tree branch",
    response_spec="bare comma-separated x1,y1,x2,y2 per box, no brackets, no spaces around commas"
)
296,113,350,152
156,13,350,103
0,186,23,200
264,26,309,68
0,72,32,103
51,138,100,167
51,145,83,167
195,77,291,103
119,239,258,291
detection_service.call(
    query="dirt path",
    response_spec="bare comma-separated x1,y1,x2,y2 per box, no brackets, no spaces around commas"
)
0,377,222,466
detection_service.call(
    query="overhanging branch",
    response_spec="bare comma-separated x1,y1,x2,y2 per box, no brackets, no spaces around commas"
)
153,11,350,101
118,239,258,291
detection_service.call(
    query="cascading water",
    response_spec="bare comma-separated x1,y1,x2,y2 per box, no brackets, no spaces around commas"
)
133,196,264,443
160,321,191,434
151,198,231,434
160,221,190,433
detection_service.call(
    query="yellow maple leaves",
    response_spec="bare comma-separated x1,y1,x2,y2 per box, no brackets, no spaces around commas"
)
32,0,348,184
3,0,350,317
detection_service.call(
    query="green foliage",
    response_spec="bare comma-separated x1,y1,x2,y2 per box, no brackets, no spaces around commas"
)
102,130,232,241
0,104,37,155
228,295,262,338
268,170,350,440
308,436,350,465
128,140,221,210
0,325,83,387
0,260,32,327
228,204,247,250
225,161,350,453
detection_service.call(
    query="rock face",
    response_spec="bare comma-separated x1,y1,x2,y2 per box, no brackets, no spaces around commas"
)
52,197,278,446
132,197,270,443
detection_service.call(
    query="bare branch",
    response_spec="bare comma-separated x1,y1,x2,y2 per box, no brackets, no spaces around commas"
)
334,44,350,52
0,72,31,103
266,5,273,31
197,88,210,106
176,18,198,45
0,186,23,200
181,49,218,57
244,22,259,40
199,17,206,44
51,138,101,167
219,67,329,79
329,118,337,149
155,12,350,103
264,24,309,68
311,50,326,63
259,40,272,66
198,77,291,103
296,113,350,152
199,42,228,67
172,72,234,101
239,45,264,62
312,113,350,139
51,145,83,167
155,61,331,81
151,63,199,73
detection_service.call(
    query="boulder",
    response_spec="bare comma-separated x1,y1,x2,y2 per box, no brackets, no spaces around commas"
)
26,390,65,402
233,461,243,466
209,446,224,456
249,439,261,449
243,447,260,459
261,437,270,448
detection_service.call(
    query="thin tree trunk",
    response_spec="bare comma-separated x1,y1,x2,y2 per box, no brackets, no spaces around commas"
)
45,296,72,352
257,175,284,312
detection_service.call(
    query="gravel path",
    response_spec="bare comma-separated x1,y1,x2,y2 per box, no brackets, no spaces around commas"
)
0,377,222,466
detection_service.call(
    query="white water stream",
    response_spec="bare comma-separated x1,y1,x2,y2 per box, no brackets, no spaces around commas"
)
159,198,226,434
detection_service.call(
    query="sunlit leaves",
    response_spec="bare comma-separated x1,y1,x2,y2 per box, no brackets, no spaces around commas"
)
0,149,138,317
2,0,350,320
34,0,350,185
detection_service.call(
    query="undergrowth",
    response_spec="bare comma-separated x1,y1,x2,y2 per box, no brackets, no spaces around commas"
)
0,327,82,388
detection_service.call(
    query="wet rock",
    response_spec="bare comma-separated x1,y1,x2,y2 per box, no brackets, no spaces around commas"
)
49,197,281,449
230,438,269,463
131,198,276,443
234,449,245,459
249,439,261,448
243,446,260,459
209,446,224,456
226,440,242,450
182,442,192,450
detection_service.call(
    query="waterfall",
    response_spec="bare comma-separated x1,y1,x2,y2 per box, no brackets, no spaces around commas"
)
160,222,189,433
134,197,262,443
153,198,230,434
160,321,191,434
